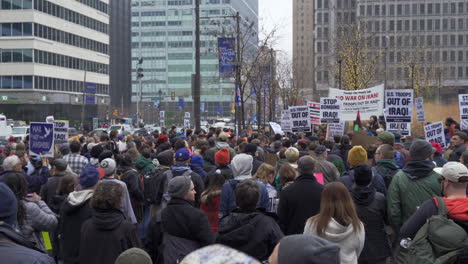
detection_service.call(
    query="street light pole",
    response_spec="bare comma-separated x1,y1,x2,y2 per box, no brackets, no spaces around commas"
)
194,0,201,130
81,70,87,131
338,59,342,90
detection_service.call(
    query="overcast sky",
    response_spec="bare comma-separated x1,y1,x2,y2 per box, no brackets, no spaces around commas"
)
259,0,292,58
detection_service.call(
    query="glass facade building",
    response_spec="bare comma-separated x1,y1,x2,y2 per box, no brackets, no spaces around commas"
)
131,0,258,121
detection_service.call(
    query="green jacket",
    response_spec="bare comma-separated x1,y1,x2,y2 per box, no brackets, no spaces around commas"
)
387,160,441,231
135,156,155,175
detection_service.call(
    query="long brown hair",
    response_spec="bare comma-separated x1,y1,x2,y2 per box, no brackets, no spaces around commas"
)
279,163,297,187
254,163,275,184
309,182,361,237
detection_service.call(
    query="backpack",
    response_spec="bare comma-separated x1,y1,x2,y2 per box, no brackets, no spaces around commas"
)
396,197,468,264
160,169,192,211
143,168,163,204
372,166,398,189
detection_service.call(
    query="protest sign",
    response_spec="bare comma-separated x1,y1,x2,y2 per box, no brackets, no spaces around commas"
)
320,98,341,124
184,112,191,129
462,120,468,131
160,111,165,128
424,121,446,147
29,122,54,157
280,110,292,132
53,120,69,145
459,94,468,122
92,117,98,130
308,102,321,125
269,122,284,135
328,84,384,121
415,97,425,123
387,123,411,136
385,89,413,123
328,122,345,139
289,105,311,133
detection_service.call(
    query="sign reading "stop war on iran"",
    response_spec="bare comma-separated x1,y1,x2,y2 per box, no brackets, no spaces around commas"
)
289,105,311,133
385,89,413,123
424,121,446,147
320,98,341,124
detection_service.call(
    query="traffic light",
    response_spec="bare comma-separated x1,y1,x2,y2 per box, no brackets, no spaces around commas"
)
137,67,144,79
171,92,175,100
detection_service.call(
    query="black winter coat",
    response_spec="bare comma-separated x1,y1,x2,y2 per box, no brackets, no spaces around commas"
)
351,186,391,262
217,209,284,261
79,209,141,264
277,173,323,235
40,173,65,209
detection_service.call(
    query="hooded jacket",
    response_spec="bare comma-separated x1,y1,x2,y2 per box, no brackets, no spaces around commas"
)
339,168,387,196
219,154,270,217
0,223,55,264
210,141,236,162
79,209,140,264
217,210,284,261
21,199,58,251
449,145,467,162
304,218,365,264
387,160,441,230
352,187,391,262
374,159,400,188
135,156,156,175
58,189,94,264
314,157,340,184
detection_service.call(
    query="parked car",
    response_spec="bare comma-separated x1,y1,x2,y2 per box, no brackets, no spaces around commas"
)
109,124,132,134
68,127,79,137
90,128,108,137
12,126,29,141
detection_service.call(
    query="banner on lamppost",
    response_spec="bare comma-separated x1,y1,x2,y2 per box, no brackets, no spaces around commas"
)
85,83,96,105
218,37,236,78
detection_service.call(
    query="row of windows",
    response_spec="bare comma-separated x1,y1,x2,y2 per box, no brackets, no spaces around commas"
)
74,0,107,14
33,23,108,54
1,22,32,36
33,49,108,74
367,34,468,49
363,18,468,33
359,2,468,17
131,31,193,37
34,0,108,34
1,49,32,62
0,75,32,89
131,41,194,49
0,0,32,9
35,75,108,94
167,0,192,5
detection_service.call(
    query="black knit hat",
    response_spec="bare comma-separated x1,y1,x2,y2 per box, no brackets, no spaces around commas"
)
354,163,373,187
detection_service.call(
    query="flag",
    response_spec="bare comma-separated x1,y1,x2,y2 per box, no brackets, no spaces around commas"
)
354,111,362,132
217,104,222,115
235,83,241,106
178,98,184,110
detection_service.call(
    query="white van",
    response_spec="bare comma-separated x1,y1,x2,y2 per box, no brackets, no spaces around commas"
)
0,115,12,140
109,124,132,134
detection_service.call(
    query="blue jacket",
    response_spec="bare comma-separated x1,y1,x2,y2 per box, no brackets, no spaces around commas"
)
219,177,270,217
339,168,387,196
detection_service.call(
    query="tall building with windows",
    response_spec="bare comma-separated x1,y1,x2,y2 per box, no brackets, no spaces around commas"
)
310,0,468,96
0,0,109,126
131,0,258,123
292,0,316,100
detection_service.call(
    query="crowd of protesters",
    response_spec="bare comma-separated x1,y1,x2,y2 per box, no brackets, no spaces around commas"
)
1,116,468,264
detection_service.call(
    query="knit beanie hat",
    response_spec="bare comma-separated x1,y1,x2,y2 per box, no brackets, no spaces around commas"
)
157,150,174,166
278,235,340,264
410,139,436,161
158,135,169,144
285,147,300,163
115,248,152,264
100,158,116,176
180,244,261,264
175,148,191,162
168,176,192,199
0,183,18,226
191,155,204,167
348,146,367,167
90,144,104,159
53,158,68,172
378,131,395,146
214,148,230,165
80,164,100,189
244,143,258,155
354,163,373,186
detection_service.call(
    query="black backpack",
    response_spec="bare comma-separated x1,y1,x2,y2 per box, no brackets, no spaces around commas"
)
143,168,160,204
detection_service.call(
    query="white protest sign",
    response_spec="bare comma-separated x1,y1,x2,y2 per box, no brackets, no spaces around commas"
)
424,121,446,147
328,122,345,139
387,123,411,136
289,105,311,133
160,111,165,128
459,94,468,122
53,120,69,145
415,97,425,123
328,84,384,121
385,89,413,123
320,98,341,124
281,110,292,132
184,119,190,129
184,112,191,119
269,122,284,135
462,120,468,131
308,102,321,125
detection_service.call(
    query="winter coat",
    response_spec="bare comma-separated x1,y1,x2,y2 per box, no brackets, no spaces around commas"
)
449,145,467,162
251,157,264,176
210,142,236,161
387,160,441,231
304,218,365,264
21,199,58,251
433,154,448,168
161,198,215,263
40,173,66,209
332,144,353,170
58,189,94,264
200,190,221,233
0,223,55,264
119,166,144,221
207,165,234,183
202,149,217,173
339,167,387,196
79,209,141,264
217,210,284,261
351,187,391,262
327,154,346,177
190,163,208,184
277,173,324,235
374,159,400,189
314,157,340,183
0,170,48,194
135,156,156,175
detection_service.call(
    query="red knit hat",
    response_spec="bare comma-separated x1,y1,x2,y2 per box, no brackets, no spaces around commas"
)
214,148,230,165
158,135,169,144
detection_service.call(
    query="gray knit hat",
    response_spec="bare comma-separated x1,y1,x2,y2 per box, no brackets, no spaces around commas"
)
278,235,340,264
168,176,192,199
115,248,152,264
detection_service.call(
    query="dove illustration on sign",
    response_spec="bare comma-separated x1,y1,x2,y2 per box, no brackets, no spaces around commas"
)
44,126,51,137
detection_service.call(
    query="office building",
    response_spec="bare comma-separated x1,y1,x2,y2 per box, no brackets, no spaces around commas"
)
0,0,110,126
131,0,258,123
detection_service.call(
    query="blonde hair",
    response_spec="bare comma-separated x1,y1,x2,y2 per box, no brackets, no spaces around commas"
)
254,163,275,184
285,147,300,163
